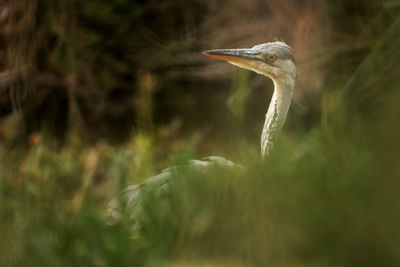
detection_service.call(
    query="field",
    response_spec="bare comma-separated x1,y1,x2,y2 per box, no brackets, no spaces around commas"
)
1,0,400,266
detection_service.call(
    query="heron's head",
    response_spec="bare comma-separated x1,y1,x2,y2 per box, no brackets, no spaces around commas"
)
203,41,296,82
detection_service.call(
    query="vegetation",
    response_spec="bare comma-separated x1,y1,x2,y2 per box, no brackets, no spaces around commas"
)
1,0,400,266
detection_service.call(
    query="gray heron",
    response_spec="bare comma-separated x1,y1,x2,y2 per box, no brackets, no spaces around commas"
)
108,41,296,229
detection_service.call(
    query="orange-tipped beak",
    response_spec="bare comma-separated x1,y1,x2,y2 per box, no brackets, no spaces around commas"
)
202,52,240,62
202,48,262,63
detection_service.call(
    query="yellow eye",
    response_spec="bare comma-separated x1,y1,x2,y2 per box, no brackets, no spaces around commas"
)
267,54,276,62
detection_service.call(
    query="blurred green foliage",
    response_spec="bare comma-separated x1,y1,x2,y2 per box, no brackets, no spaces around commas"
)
228,69,250,119
1,0,400,266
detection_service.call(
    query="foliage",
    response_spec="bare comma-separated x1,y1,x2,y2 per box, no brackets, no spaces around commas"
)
1,0,400,266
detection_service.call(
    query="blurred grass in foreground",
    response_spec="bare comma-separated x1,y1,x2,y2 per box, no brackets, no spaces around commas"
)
2,98,400,266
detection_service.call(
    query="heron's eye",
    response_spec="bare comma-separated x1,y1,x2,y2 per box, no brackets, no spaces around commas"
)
267,54,276,62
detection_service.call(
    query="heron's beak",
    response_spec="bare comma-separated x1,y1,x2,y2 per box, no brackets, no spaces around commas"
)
202,49,262,63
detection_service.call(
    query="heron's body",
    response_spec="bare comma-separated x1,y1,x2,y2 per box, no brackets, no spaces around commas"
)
108,41,296,227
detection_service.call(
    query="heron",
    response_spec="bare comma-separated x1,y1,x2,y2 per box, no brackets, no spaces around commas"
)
108,41,296,228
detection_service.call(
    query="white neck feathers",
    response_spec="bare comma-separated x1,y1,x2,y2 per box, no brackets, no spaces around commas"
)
261,76,295,158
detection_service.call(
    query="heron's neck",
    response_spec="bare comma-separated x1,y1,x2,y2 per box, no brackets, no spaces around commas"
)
261,76,295,158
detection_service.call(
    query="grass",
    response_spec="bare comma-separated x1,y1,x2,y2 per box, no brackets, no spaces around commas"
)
2,105,400,266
